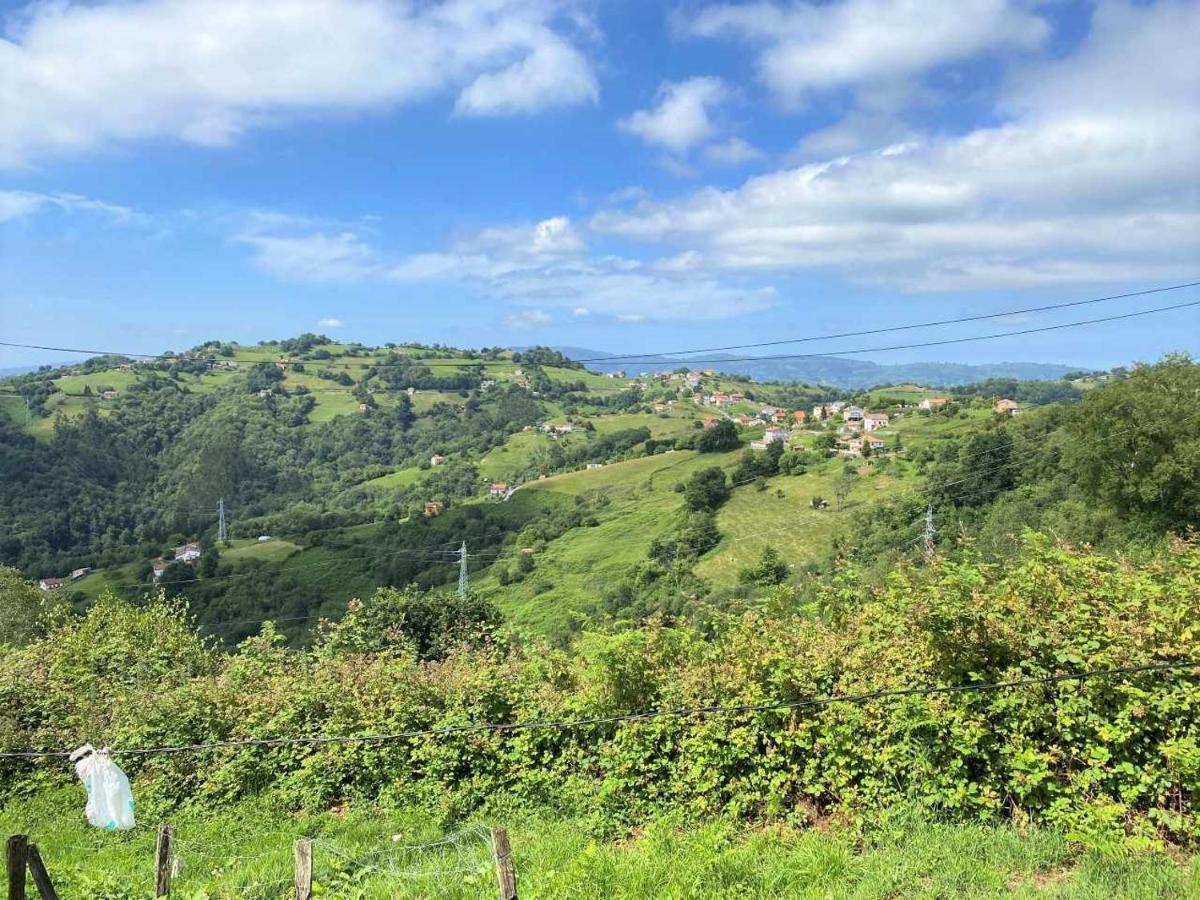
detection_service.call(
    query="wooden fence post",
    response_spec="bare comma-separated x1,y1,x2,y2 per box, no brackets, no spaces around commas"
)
6,835,28,900
293,839,312,900
154,824,173,898
490,827,516,900
24,847,56,900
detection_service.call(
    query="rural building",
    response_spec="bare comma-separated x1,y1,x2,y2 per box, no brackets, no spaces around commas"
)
423,501,445,518
844,406,864,423
543,422,578,435
919,397,950,410
702,416,720,428
587,463,604,470
70,567,91,581
792,410,808,425
100,390,119,400
863,434,885,451
771,410,789,424
358,403,369,413
151,559,170,579
994,398,1021,415
174,542,203,563
708,391,731,407
863,413,890,432
37,578,66,591
257,389,272,399
489,482,508,498
735,414,757,426
729,392,745,402
763,428,787,445
758,406,778,420
430,453,446,466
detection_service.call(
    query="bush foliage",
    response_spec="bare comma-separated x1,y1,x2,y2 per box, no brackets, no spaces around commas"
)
2,535,1196,849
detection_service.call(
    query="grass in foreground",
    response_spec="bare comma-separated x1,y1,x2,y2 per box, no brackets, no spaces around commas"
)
2,791,1194,899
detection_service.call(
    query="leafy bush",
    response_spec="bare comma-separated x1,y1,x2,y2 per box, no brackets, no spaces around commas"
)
1,536,1196,849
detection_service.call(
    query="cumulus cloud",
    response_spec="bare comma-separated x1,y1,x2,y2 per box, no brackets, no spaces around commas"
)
318,317,344,328
594,0,1200,291
0,0,598,167
619,77,728,154
688,0,1047,106
239,213,771,321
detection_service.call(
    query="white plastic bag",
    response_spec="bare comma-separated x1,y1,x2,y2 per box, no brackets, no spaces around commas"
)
71,744,136,830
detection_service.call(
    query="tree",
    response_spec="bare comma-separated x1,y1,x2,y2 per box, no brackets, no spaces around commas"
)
0,566,64,646
696,419,740,452
1062,354,1200,530
683,467,730,512
738,545,789,585
321,585,502,660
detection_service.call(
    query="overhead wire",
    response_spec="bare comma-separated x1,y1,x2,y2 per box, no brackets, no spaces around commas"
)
1,282,1196,369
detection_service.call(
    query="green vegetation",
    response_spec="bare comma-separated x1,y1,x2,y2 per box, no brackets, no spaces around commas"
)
3,794,1195,898
1,344,1199,893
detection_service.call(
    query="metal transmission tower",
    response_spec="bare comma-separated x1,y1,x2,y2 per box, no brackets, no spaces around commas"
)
217,498,227,543
458,541,469,598
923,505,936,561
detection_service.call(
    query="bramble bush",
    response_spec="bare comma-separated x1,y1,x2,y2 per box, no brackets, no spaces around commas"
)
0,534,1197,848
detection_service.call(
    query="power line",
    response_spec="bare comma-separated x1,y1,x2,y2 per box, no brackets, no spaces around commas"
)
3,282,1196,371
575,281,1200,363
0,660,1192,761
580,299,1200,366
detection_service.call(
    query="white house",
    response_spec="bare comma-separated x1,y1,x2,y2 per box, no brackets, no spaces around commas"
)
863,413,890,432
174,542,202,563
431,453,446,466
763,428,787,445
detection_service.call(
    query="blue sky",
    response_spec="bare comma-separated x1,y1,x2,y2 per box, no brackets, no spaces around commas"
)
1,0,1197,370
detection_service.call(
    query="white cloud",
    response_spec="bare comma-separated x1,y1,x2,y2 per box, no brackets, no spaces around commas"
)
317,317,344,328
237,231,376,282
704,137,763,165
619,77,728,154
688,0,1047,106
455,38,597,115
0,189,138,223
593,0,1200,291
239,213,771,321
505,309,552,327
0,0,598,168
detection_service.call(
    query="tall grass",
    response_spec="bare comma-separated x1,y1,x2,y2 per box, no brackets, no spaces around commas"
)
3,791,1195,898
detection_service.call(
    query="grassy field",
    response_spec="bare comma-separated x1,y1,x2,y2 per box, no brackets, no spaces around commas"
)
2,790,1194,899
694,456,911,587
476,450,740,633
220,536,301,564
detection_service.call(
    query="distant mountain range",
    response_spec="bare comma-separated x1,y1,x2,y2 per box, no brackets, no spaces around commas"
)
551,347,1080,388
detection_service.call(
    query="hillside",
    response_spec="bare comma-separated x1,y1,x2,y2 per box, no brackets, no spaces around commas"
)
0,334,1065,643
2,345,1199,897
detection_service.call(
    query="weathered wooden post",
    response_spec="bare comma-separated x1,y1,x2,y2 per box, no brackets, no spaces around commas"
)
154,824,173,897
24,846,56,900
6,835,28,900
294,838,313,900
490,827,516,900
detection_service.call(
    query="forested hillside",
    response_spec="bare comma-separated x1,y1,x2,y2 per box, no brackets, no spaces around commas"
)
2,342,1198,896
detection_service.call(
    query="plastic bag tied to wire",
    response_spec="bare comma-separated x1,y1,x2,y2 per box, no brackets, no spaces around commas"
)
71,744,135,830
